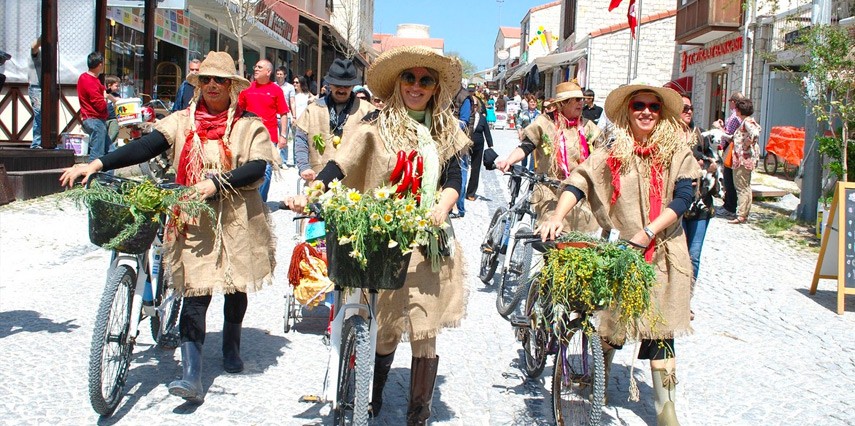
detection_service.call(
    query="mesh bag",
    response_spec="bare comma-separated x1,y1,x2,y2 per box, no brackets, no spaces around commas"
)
325,226,412,290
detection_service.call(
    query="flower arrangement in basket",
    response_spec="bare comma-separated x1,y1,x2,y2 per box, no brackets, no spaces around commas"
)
539,232,658,340
63,174,215,254
305,180,445,290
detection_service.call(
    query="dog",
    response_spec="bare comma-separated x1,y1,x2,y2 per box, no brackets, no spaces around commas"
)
700,129,727,200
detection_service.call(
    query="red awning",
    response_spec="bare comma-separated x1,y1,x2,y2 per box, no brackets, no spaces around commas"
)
665,76,693,94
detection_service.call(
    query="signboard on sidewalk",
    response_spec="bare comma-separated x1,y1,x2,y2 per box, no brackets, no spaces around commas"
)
810,182,855,314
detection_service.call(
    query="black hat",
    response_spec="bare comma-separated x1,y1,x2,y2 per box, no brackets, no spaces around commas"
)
482,148,499,170
467,83,476,91
324,58,361,86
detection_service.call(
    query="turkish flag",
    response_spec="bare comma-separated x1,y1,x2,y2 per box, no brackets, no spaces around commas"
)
628,0,638,38
608,0,622,11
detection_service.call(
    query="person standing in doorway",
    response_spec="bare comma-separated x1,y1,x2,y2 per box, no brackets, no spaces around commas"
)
173,59,201,112
29,37,43,149
77,52,111,162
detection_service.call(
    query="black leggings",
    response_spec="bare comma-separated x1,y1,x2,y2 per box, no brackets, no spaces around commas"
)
606,338,675,360
179,292,248,345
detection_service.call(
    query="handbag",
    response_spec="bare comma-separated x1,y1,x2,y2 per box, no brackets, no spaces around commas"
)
723,142,734,168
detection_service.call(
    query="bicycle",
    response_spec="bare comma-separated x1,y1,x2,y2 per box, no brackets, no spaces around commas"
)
85,173,182,417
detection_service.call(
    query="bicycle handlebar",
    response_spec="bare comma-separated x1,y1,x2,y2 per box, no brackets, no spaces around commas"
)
504,165,564,189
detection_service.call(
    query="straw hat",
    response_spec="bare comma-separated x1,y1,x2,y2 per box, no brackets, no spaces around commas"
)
367,46,462,100
552,81,586,103
187,51,250,92
604,79,683,121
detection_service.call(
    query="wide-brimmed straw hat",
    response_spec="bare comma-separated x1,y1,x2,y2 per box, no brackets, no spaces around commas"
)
604,79,683,121
367,46,462,100
553,81,586,103
187,51,250,92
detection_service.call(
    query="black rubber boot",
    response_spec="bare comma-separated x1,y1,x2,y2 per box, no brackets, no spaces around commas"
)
369,350,396,417
222,321,244,373
406,356,439,426
168,342,204,402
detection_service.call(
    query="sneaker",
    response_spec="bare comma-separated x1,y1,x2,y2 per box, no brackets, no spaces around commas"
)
449,212,465,219
716,209,736,219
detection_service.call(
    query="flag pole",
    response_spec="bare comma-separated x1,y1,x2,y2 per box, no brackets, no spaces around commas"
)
632,0,642,80
626,30,634,84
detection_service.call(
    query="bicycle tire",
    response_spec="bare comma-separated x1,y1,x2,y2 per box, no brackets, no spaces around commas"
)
479,207,507,284
522,279,547,378
283,293,295,333
88,264,136,417
333,316,371,426
763,153,778,175
552,326,605,425
150,260,181,348
497,225,534,318
784,162,799,179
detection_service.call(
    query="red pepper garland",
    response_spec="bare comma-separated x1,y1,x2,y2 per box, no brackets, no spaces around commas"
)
389,149,423,203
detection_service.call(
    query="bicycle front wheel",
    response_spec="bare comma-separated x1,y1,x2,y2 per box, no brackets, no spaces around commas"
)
333,316,371,426
88,264,136,417
479,207,507,284
497,226,534,318
522,278,547,378
552,326,605,425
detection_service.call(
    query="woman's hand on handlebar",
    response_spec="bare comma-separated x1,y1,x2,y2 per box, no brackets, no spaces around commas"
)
59,160,103,188
285,194,309,213
535,216,564,242
494,159,512,173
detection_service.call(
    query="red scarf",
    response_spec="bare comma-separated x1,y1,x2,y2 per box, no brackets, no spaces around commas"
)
175,101,241,186
554,115,589,178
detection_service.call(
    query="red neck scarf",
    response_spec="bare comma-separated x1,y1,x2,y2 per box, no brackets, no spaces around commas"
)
554,114,589,178
176,101,241,186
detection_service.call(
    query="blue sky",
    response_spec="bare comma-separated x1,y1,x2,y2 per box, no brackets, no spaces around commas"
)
374,0,547,71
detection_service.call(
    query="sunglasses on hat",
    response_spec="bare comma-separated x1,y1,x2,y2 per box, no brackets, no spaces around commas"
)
198,75,229,85
630,101,662,113
400,71,437,89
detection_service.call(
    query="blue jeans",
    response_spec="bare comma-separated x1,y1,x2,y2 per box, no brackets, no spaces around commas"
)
455,155,470,215
29,86,41,148
258,163,273,202
83,118,112,162
682,217,710,282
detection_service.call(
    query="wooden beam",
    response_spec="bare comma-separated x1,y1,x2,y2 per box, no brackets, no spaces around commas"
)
95,0,107,54
41,0,58,149
143,0,156,98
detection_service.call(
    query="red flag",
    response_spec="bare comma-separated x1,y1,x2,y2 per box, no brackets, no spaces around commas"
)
628,0,638,38
608,0,622,11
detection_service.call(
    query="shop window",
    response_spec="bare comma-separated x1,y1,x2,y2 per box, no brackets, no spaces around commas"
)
563,0,577,40
709,70,728,124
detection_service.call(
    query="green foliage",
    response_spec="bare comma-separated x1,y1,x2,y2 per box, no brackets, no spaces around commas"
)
817,133,855,182
758,215,796,236
445,51,478,78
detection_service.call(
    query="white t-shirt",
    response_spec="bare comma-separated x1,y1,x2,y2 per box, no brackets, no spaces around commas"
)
279,82,296,112
294,92,310,119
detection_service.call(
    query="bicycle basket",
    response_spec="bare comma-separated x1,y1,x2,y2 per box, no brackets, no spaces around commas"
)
325,226,412,290
87,175,159,254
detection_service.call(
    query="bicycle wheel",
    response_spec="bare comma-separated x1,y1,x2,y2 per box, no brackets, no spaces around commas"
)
283,292,295,333
763,153,778,175
497,225,534,318
333,316,371,426
521,278,547,378
784,162,799,179
88,264,136,417
552,326,605,425
479,207,507,284
150,262,181,348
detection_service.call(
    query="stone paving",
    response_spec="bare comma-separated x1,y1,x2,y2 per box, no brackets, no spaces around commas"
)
1,128,854,425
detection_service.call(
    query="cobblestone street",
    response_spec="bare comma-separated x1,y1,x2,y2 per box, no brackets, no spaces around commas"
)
1,128,854,425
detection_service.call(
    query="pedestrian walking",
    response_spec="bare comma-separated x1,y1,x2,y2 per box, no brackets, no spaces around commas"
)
29,37,42,148
275,66,296,167
537,81,699,426
465,101,494,200
727,98,761,225
77,52,112,162
515,94,541,170
486,96,497,128
450,83,477,218
172,59,201,112
60,51,278,403
286,45,470,426
713,91,744,218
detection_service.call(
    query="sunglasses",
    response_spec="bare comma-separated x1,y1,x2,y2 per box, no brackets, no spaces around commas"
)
198,75,229,85
400,71,437,89
682,105,694,113
630,101,662,113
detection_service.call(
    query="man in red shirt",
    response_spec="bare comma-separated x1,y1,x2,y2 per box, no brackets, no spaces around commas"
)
77,52,111,162
238,59,289,201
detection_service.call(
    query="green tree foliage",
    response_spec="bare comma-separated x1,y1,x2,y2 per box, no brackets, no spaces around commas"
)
445,51,477,78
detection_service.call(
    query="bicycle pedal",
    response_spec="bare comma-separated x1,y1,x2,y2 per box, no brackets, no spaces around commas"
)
509,315,530,328
299,394,323,403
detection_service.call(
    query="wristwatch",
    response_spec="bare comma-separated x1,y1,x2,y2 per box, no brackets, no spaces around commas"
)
643,227,655,240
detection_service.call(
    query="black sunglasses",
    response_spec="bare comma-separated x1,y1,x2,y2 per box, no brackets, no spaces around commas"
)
682,104,694,113
400,71,437,89
198,75,229,85
630,101,662,113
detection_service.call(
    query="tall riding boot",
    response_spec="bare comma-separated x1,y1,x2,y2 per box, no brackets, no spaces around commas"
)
602,345,616,405
222,321,244,373
168,342,204,402
406,356,439,426
651,368,680,426
369,350,396,417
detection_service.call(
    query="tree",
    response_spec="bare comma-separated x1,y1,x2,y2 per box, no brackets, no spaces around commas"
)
446,51,477,79
223,0,284,76
328,0,366,59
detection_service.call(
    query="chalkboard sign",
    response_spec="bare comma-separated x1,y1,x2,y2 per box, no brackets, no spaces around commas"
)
810,182,855,314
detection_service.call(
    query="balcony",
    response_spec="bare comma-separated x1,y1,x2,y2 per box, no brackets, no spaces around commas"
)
676,0,743,45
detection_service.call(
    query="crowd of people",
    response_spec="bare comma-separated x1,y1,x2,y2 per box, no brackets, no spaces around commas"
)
59,46,763,425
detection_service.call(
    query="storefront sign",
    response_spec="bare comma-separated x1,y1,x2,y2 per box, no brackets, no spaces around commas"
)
108,0,185,9
107,7,190,49
680,36,743,72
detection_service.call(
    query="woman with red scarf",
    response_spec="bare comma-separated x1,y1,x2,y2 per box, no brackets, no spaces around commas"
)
537,82,699,426
60,52,278,403
495,81,602,233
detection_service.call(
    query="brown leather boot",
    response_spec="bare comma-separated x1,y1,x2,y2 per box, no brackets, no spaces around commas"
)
369,350,396,417
652,368,680,426
406,356,439,426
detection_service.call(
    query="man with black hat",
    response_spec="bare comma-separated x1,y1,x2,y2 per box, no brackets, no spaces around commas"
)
294,58,373,182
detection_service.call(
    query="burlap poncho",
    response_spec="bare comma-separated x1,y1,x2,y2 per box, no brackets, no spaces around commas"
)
155,109,278,296
332,121,471,342
295,97,375,172
566,146,700,342
522,114,602,233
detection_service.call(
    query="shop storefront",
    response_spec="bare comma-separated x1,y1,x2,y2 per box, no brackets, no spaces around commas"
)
677,35,745,130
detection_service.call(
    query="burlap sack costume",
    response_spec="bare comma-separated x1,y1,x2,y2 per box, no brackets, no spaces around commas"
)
333,121,471,344
155,110,278,297
522,113,601,233
566,145,700,344
295,97,375,172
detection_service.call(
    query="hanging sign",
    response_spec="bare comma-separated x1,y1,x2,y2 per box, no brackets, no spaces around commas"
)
680,36,743,72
